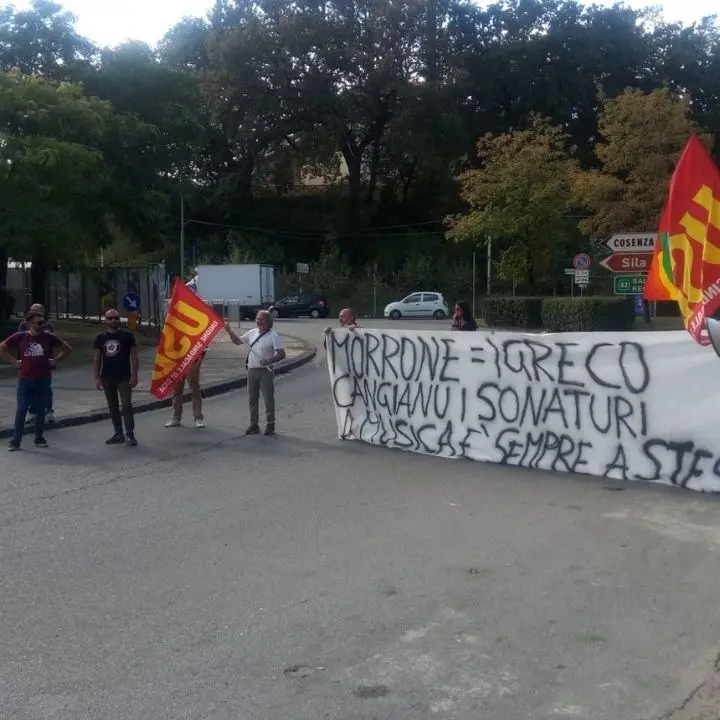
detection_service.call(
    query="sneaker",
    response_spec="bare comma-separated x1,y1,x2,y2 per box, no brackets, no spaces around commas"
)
194,418,205,428
264,424,276,436
8,440,20,452
164,417,181,428
245,424,260,435
126,434,138,447
34,437,48,448
46,410,55,424
105,433,125,445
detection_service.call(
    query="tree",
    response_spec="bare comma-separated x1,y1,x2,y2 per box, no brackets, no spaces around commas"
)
0,0,97,296
447,115,579,288
0,0,95,80
573,88,711,235
497,244,529,295
0,71,159,302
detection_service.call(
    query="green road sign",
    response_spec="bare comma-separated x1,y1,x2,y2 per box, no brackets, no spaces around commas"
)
613,274,646,295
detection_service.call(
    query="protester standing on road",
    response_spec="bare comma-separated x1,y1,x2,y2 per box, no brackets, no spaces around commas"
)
451,301,478,331
93,309,139,447
224,310,286,436
165,349,207,429
0,311,72,451
17,303,56,423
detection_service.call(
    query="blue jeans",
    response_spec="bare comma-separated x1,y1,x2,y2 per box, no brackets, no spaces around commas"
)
28,383,53,415
14,378,52,443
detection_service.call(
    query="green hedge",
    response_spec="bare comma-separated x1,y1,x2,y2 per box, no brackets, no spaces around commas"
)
541,297,636,332
482,296,637,331
482,297,543,329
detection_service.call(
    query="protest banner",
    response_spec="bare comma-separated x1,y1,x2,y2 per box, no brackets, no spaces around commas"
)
644,133,720,345
150,279,224,400
327,328,720,492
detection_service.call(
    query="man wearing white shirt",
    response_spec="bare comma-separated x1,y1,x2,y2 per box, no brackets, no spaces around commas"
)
225,310,286,435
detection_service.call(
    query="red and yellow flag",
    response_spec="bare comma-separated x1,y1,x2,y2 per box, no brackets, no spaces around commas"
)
150,278,224,400
643,133,720,345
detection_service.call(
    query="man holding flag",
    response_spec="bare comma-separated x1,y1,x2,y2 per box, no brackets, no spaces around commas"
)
150,279,224,411
644,133,720,344
224,310,286,436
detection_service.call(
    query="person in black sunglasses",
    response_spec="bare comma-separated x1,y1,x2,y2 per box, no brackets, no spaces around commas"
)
0,311,72,450
93,309,139,447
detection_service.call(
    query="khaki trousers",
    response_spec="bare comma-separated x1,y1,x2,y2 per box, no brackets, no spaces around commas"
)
247,367,275,426
172,356,203,420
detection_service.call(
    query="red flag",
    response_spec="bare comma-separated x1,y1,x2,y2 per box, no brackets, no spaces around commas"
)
150,278,224,400
643,133,720,344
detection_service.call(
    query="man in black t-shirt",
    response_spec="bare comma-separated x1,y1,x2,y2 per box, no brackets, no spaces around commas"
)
93,309,139,446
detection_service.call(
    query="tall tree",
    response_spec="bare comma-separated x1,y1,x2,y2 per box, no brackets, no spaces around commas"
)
447,115,579,289
573,88,711,235
0,0,95,80
0,0,96,297
0,71,159,302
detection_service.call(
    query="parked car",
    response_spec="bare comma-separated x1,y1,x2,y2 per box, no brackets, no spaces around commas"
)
384,292,450,320
269,292,330,319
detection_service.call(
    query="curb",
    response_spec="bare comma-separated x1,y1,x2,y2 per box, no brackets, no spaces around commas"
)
0,340,317,439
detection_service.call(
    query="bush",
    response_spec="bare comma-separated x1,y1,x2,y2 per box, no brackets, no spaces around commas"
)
482,296,543,329
541,297,636,332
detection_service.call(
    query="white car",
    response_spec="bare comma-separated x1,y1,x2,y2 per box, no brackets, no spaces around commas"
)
384,292,450,320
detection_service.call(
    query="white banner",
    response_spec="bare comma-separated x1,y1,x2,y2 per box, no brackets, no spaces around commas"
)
327,328,720,493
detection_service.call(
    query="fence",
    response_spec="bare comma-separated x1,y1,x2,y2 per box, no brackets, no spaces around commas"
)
6,264,168,326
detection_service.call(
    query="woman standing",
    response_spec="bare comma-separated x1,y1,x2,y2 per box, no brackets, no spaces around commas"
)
451,301,478,331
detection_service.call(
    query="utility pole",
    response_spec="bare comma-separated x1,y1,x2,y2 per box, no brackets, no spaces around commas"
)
486,235,492,296
472,248,477,318
180,191,186,282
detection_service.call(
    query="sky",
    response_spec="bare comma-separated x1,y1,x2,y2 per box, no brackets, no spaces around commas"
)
9,0,719,48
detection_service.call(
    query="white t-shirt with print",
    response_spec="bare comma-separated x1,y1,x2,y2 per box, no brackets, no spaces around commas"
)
241,328,284,368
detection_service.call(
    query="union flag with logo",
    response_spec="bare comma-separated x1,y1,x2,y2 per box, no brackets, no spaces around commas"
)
150,278,224,400
643,133,720,345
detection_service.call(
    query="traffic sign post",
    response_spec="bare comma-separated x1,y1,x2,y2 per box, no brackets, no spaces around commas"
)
122,292,141,313
602,232,657,254
573,252,592,270
599,253,652,273
613,274,646,295
574,269,590,285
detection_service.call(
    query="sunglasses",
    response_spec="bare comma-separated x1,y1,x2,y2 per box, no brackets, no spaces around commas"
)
107,316,120,321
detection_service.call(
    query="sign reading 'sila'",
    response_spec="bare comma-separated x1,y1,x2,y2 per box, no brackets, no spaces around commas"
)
327,328,720,493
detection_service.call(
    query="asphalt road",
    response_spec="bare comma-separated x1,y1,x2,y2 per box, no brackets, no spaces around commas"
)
3,320,720,720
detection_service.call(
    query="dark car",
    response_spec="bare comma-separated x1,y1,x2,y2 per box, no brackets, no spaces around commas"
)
269,293,330,319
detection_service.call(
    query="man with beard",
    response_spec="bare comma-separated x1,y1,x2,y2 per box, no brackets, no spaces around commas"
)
93,308,139,446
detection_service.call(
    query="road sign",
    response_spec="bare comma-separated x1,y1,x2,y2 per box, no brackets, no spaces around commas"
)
296,262,310,274
573,252,591,270
122,292,141,312
564,268,576,275
574,269,589,285
603,232,657,254
613,274,646,295
599,253,652,273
